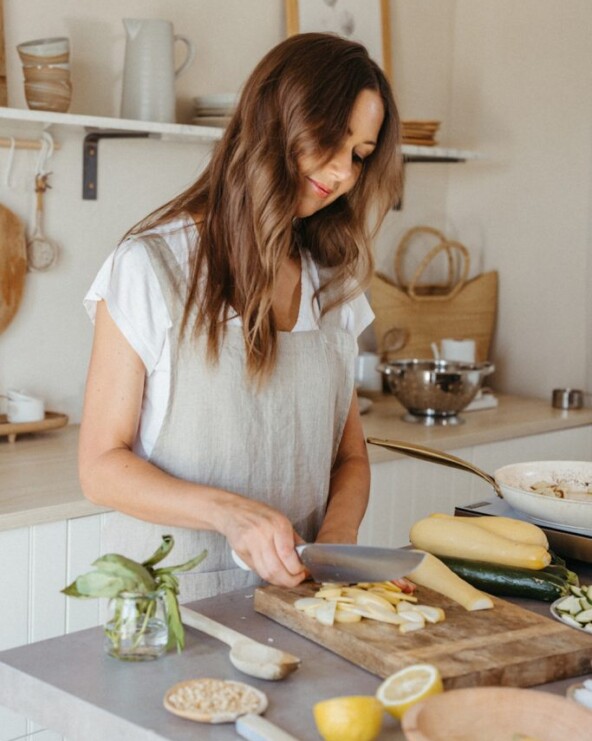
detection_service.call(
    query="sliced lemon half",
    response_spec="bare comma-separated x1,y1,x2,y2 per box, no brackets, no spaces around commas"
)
376,663,443,720
313,695,384,741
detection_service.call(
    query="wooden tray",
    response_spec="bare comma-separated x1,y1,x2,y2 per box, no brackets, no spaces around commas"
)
0,411,69,443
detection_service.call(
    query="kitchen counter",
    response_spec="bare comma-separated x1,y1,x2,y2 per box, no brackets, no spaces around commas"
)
0,425,109,531
1,394,591,532
361,392,592,463
1,577,591,741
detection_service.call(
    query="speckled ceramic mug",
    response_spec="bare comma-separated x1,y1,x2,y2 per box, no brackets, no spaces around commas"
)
17,37,72,112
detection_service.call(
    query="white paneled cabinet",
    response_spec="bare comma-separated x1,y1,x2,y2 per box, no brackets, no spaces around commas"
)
0,425,590,741
0,516,104,741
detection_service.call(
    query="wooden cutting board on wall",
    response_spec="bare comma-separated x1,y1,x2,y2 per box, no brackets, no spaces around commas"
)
254,583,592,688
0,203,27,333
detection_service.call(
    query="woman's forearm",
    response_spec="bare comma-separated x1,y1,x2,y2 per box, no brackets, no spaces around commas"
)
315,391,371,544
316,450,370,543
79,445,235,532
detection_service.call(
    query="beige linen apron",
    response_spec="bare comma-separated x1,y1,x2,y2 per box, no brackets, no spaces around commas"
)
101,234,356,602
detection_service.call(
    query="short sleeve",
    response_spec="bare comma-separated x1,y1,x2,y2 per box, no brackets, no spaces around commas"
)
342,291,375,339
83,239,172,374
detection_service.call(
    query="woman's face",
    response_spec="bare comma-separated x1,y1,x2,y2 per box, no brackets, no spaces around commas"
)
295,88,385,218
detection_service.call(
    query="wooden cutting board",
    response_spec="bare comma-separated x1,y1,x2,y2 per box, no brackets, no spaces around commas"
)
254,583,592,689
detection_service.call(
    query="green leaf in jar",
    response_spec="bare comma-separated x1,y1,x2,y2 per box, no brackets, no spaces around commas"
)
154,549,208,576
156,572,180,594
72,571,131,598
142,534,175,568
161,585,184,651
92,553,156,593
61,580,89,598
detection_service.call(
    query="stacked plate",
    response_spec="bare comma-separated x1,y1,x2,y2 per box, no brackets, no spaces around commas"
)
191,92,237,127
401,120,441,147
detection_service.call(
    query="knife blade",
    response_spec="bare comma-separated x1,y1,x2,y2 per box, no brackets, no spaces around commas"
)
231,545,425,583
295,544,425,583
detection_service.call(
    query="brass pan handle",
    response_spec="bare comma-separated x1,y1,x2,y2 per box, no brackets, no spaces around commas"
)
366,437,503,499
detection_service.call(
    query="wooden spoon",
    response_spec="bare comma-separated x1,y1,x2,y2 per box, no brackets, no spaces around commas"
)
179,605,301,681
26,174,58,272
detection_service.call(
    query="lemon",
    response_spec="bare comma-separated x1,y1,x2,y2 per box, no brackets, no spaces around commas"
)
376,663,443,720
313,695,384,741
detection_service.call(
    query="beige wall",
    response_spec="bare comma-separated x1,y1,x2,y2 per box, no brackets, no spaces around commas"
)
446,0,592,397
0,0,590,421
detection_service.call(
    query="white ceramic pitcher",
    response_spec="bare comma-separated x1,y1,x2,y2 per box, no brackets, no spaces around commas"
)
121,18,195,123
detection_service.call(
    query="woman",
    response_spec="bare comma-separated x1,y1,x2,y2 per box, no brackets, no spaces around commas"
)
79,32,403,601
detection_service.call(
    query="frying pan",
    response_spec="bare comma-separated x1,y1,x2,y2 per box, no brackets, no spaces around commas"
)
0,203,27,333
367,437,592,532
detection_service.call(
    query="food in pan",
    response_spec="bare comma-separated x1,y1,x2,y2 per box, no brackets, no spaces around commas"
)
530,480,592,499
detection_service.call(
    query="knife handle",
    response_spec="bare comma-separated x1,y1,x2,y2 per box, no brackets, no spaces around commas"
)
236,713,299,741
231,546,306,571
231,550,250,570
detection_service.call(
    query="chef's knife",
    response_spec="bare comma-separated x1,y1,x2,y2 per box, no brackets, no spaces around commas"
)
232,544,425,583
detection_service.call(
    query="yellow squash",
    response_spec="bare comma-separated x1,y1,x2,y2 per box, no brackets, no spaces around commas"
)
407,551,493,611
410,516,551,570
429,512,548,548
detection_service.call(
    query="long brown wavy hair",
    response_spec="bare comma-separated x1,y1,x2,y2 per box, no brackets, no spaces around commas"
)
128,33,403,382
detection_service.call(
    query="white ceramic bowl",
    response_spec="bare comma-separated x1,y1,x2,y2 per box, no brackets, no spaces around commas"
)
17,37,70,58
495,460,592,530
192,92,237,111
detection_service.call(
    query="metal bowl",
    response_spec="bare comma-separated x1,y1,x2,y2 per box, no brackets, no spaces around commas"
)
377,359,495,425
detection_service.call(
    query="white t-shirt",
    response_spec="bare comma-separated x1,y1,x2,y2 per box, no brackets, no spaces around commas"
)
84,218,374,458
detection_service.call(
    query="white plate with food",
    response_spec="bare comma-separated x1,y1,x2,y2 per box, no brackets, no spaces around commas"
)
550,587,592,634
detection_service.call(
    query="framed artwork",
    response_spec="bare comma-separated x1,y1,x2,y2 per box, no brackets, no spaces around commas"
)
285,0,392,82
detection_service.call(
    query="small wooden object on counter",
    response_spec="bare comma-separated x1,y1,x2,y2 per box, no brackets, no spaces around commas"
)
163,678,268,724
0,411,68,443
254,582,592,687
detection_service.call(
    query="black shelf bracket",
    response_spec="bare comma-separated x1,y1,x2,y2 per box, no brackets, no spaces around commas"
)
403,155,466,164
393,154,468,209
83,129,151,200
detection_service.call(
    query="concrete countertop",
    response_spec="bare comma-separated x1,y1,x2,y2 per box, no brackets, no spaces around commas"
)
1,394,591,532
1,580,591,741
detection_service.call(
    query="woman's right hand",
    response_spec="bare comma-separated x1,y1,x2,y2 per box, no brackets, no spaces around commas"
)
218,495,307,588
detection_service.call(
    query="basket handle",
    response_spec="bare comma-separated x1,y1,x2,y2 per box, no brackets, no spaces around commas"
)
408,240,470,301
395,226,455,289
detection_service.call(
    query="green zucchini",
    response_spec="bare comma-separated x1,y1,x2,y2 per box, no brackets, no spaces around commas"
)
542,564,579,586
549,550,567,567
439,557,570,602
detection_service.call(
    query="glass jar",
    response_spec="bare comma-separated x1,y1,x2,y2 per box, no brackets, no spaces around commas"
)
104,591,168,661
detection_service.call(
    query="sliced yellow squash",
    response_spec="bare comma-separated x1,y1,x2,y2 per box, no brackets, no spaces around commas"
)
407,551,494,611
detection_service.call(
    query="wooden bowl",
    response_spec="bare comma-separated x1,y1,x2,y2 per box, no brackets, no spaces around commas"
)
402,687,592,741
